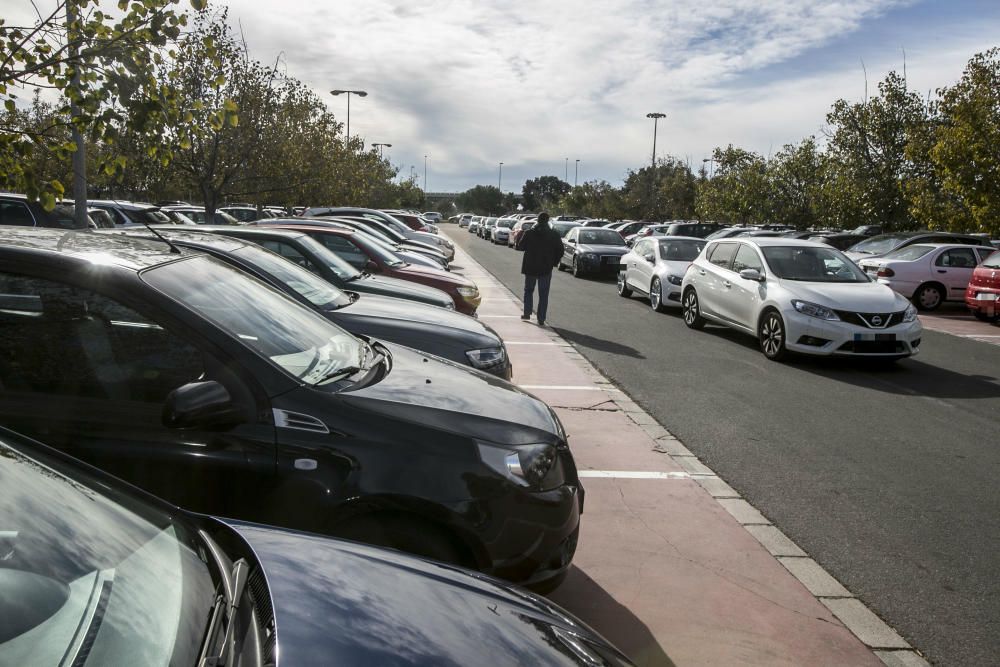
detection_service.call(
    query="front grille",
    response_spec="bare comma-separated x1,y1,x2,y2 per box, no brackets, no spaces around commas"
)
833,310,906,329
247,567,277,667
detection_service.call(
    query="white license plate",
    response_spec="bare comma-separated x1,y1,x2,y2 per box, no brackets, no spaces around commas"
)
976,293,998,301
854,333,896,342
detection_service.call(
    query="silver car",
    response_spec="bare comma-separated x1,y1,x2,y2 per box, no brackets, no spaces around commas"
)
618,236,706,311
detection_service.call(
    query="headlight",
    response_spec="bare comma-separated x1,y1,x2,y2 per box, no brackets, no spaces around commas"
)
465,346,505,369
580,252,598,261
903,303,918,323
456,285,479,299
477,442,565,490
791,299,840,321
667,274,683,285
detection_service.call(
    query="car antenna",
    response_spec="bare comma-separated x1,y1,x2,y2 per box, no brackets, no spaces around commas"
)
142,222,181,254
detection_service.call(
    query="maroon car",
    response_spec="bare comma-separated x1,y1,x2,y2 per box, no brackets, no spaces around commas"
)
259,224,482,315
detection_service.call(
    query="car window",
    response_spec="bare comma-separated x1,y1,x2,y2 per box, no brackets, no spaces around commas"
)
731,244,764,273
974,247,995,263
658,239,705,262
0,272,204,402
883,245,935,261
846,233,912,255
982,250,1000,269
578,229,625,245
257,239,318,272
762,246,869,282
707,242,737,269
313,233,370,269
232,245,351,310
0,201,36,227
936,248,978,268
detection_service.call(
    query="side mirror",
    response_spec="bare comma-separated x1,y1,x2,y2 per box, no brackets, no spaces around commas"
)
643,254,655,263
567,239,577,245
740,268,764,282
365,259,379,273
162,381,243,430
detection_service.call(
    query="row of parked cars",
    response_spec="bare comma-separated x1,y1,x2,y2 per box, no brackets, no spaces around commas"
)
468,211,1000,362
0,196,637,665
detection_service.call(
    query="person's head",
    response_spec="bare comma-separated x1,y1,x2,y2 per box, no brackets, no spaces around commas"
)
537,212,550,226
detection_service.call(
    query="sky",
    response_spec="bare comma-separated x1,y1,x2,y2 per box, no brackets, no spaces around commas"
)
12,1,1000,194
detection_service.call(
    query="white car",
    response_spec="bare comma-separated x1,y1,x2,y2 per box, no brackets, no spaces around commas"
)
857,243,996,311
492,218,516,244
680,238,922,361
618,236,706,311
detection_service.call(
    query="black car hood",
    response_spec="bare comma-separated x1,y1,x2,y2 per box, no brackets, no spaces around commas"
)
343,343,559,445
227,521,632,667
337,294,494,345
577,243,629,255
351,273,452,307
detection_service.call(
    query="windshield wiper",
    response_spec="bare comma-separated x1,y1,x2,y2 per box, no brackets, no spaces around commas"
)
198,531,250,667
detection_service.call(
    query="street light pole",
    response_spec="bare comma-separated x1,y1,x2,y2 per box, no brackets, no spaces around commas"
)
565,157,568,182
702,157,714,178
646,112,666,170
574,159,580,187
329,89,368,141
423,155,428,191
373,142,392,157
498,162,503,191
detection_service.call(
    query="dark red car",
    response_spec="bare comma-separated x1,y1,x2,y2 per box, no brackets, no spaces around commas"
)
965,249,1000,322
259,224,482,314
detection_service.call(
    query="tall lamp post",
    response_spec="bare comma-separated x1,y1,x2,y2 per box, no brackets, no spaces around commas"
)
498,162,503,191
329,89,367,141
372,142,392,157
574,159,580,187
565,157,568,182
646,112,666,169
702,157,714,178
423,155,428,191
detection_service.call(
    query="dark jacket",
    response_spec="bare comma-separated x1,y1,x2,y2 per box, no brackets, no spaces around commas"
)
517,224,563,276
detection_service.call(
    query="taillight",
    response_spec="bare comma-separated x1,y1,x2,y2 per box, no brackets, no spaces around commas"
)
877,267,895,277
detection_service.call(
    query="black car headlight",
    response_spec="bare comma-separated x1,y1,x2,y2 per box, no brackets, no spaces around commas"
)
478,443,565,491
465,346,505,369
667,274,683,286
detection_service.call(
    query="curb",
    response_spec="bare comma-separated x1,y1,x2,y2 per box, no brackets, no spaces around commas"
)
451,235,932,667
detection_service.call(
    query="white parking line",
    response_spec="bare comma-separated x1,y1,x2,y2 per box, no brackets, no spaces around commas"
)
518,384,622,391
961,334,1000,338
579,470,713,479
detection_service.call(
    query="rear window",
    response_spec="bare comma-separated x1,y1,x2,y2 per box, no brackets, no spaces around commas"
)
657,239,704,261
982,251,1000,269
882,245,935,261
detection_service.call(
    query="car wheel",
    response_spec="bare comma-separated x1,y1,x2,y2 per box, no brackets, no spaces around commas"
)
913,283,944,311
650,278,666,313
682,288,705,329
332,514,471,568
572,256,582,277
759,310,787,361
617,272,633,297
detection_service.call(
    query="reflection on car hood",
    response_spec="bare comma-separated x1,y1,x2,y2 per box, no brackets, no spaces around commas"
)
342,294,493,340
655,259,694,275
782,280,908,312
345,343,559,445
356,274,452,305
229,522,632,667
577,244,629,254
394,263,470,286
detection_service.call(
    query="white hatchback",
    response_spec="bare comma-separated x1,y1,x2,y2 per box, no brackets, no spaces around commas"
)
857,243,996,311
680,238,922,361
618,236,706,311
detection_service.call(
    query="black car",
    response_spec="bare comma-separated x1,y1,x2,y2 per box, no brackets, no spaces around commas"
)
110,228,511,378
845,230,989,260
552,221,583,238
0,428,632,666
558,226,630,277
811,232,868,251
0,193,91,229
193,225,456,310
0,228,581,588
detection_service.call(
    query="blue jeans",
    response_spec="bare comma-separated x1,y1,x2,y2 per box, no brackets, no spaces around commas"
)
523,272,552,321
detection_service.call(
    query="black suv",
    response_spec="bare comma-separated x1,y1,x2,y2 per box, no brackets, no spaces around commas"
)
0,193,91,229
0,228,581,589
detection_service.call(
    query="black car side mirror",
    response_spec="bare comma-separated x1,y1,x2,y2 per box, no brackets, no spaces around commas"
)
365,259,379,273
163,381,243,430
567,239,576,245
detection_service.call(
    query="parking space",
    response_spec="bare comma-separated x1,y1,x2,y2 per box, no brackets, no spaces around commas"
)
918,302,1000,345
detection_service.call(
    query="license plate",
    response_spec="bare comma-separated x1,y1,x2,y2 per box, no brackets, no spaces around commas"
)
854,333,896,342
976,293,998,301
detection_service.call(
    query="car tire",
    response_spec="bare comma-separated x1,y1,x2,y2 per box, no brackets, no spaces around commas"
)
759,309,787,361
572,256,582,278
913,283,944,311
617,272,633,297
332,514,471,568
682,288,705,329
650,278,666,313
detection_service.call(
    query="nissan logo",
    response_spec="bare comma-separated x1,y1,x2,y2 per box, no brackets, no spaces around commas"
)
871,315,883,326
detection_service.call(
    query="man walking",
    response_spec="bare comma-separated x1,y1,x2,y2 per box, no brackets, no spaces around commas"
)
516,212,563,325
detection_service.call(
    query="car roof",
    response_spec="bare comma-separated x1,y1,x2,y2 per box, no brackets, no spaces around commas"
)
720,237,828,248
257,223,352,236
182,225,308,241
103,227,250,253
0,227,192,270
88,199,160,211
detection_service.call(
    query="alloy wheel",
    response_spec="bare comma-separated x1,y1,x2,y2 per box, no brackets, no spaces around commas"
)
760,312,786,360
651,278,665,312
617,272,632,297
682,290,704,329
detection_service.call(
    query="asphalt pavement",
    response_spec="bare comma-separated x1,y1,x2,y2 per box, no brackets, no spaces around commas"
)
450,228,1000,667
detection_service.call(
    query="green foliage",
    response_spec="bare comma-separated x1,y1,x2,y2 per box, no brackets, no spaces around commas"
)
695,146,769,225
456,185,504,214
521,175,569,210
621,158,697,220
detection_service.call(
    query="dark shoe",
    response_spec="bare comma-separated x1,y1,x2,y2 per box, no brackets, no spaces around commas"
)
520,315,530,321
537,320,545,327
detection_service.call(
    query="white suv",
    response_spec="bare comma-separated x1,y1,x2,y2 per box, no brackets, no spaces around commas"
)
680,238,922,361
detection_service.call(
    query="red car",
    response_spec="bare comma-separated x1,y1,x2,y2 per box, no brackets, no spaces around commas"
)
965,249,1000,322
259,224,482,315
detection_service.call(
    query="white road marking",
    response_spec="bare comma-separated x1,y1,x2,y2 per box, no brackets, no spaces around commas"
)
505,341,564,345
579,470,714,479
962,334,1000,338
518,384,622,391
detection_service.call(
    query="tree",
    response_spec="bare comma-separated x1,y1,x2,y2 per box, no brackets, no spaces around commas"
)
766,138,827,229
621,157,697,221
695,146,769,225
522,175,569,211
916,49,1000,235
557,180,624,219
0,0,210,207
457,185,504,214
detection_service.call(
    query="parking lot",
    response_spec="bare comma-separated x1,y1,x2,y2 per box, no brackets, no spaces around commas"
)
449,227,1000,667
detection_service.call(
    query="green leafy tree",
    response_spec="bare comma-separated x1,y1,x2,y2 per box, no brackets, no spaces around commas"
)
0,0,211,207
457,185,504,214
766,138,827,229
522,175,570,211
621,157,697,220
696,146,770,225
557,180,625,219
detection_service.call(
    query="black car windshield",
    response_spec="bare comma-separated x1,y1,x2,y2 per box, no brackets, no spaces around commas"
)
658,239,705,261
351,233,406,268
846,234,913,255
292,235,362,280
579,229,625,246
143,256,362,383
497,220,515,228
232,244,352,310
882,245,936,261
0,435,215,666
762,246,870,283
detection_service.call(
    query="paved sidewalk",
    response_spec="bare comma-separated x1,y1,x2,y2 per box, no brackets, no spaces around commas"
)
449,237,929,667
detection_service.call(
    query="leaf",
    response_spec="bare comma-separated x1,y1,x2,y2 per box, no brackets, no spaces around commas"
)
40,192,55,211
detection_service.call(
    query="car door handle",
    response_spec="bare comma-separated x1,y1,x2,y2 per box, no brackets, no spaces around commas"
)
723,280,731,288
698,269,706,276
937,270,947,273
